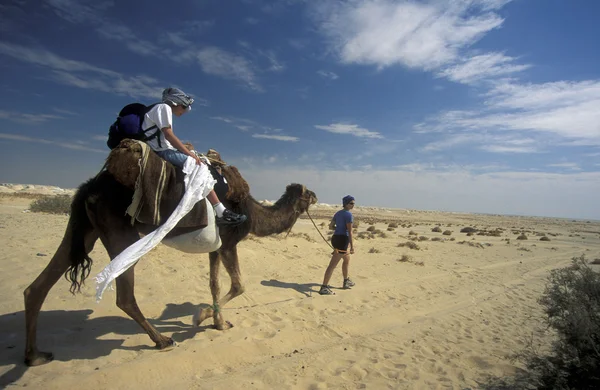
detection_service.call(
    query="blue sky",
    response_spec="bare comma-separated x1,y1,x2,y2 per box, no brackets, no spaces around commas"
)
1,0,599,219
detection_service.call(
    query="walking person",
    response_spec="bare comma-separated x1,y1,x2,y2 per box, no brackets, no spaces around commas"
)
319,195,356,295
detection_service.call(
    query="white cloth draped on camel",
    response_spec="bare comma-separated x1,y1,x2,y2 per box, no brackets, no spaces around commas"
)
94,155,218,302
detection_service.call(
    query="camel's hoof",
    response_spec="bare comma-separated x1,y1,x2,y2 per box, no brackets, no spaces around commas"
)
25,350,54,366
216,320,234,331
156,338,177,351
192,308,213,326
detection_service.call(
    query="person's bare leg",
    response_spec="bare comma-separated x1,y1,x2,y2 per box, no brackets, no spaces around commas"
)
206,190,219,206
322,252,342,286
342,254,351,279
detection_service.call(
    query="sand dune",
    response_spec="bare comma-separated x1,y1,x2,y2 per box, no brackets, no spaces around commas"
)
1,190,599,389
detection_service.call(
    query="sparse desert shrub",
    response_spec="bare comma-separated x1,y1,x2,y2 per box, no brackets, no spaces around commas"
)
398,241,420,250
432,226,442,233
367,226,376,232
409,230,417,235
388,222,398,228
398,254,412,262
387,227,395,231
467,232,473,236
590,258,600,265
483,256,600,389
540,236,551,242
449,237,455,241
353,221,360,228
378,232,388,238
517,247,531,252
372,229,383,235
418,236,429,241
442,230,452,236
357,232,370,240
368,247,380,254
461,227,478,233
517,234,528,240
457,240,487,249
431,237,443,242
413,261,425,266
320,221,327,227
29,195,72,215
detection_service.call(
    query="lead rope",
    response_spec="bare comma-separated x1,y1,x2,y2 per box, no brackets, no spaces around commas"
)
306,209,334,251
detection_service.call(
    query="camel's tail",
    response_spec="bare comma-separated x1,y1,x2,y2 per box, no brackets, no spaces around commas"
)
65,178,95,294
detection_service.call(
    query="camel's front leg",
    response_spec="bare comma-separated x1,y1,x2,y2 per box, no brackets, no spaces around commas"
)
193,251,235,330
116,267,175,349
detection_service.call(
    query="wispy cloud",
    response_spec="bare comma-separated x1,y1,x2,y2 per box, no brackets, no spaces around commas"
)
312,0,508,71
0,110,62,124
210,116,257,131
416,79,600,145
438,52,531,84
0,42,163,98
317,70,339,80
245,17,260,25
548,162,581,171
252,134,299,142
197,47,262,92
0,133,105,153
315,123,383,139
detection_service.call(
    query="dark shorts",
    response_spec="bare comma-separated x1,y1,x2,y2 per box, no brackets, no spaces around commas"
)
331,234,349,252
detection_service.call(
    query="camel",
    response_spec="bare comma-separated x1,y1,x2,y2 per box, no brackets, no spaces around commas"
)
23,146,317,366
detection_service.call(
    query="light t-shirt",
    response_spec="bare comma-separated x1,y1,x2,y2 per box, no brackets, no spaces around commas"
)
333,209,353,236
142,103,175,152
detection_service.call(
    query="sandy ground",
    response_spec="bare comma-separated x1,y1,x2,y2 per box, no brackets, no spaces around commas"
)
1,193,599,389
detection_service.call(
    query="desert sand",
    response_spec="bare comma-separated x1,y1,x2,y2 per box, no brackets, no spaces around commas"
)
1,185,599,389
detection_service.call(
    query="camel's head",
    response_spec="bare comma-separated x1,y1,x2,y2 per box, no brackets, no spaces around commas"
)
285,183,318,214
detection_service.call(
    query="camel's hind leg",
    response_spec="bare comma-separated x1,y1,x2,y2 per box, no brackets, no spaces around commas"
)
115,267,175,349
194,248,243,330
24,227,98,366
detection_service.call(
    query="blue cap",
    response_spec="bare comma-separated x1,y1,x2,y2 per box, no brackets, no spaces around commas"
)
342,195,355,206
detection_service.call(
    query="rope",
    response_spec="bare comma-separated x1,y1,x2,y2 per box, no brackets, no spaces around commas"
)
306,209,334,251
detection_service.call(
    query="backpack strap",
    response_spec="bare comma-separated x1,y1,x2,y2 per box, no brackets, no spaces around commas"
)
140,103,162,148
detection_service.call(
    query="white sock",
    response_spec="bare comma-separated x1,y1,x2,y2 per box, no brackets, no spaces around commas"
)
213,202,226,217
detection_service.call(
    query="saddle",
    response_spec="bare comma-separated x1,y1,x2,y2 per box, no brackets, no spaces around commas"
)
105,140,249,228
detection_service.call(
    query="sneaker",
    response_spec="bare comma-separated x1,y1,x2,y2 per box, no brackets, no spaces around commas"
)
343,278,355,289
318,285,335,295
216,209,247,227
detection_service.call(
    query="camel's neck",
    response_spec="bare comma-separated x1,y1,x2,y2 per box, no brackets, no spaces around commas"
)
246,197,300,237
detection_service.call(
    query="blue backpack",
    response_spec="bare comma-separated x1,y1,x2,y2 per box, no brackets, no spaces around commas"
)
107,103,160,149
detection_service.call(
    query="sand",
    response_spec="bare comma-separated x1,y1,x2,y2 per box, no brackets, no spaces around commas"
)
1,189,599,389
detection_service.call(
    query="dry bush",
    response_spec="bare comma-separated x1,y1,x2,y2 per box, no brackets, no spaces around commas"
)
540,236,551,242
450,237,455,241
432,226,442,233
367,226,376,232
29,195,72,215
431,237,444,242
517,234,528,240
518,247,531,252
408,230,417,235
457,240,485,249
442,230,452,236
483,256,600,389
288,232,316,242
356,232,371,240
387,227,395,231
590,258,600,265
368,247,380,254
460,227,478,233
398,241,420,250
398,254,412,262
353,221,360,228
320,222,327,227
378,232,388,238
413,261,425,266
418,236,429,241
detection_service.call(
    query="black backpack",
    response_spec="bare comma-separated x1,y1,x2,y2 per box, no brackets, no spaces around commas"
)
107,103,161,149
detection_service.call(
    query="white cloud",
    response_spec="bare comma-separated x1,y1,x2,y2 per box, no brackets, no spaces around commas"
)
548,162,581,171
313,0,507,71
245,17,260,24
0,133,105,153
438,52,531,84
0,110,62,124
0,42,163,99
196,47,262,92
416,79,600,147
315,123,383,139
317,70,339,80
252,134,299,142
